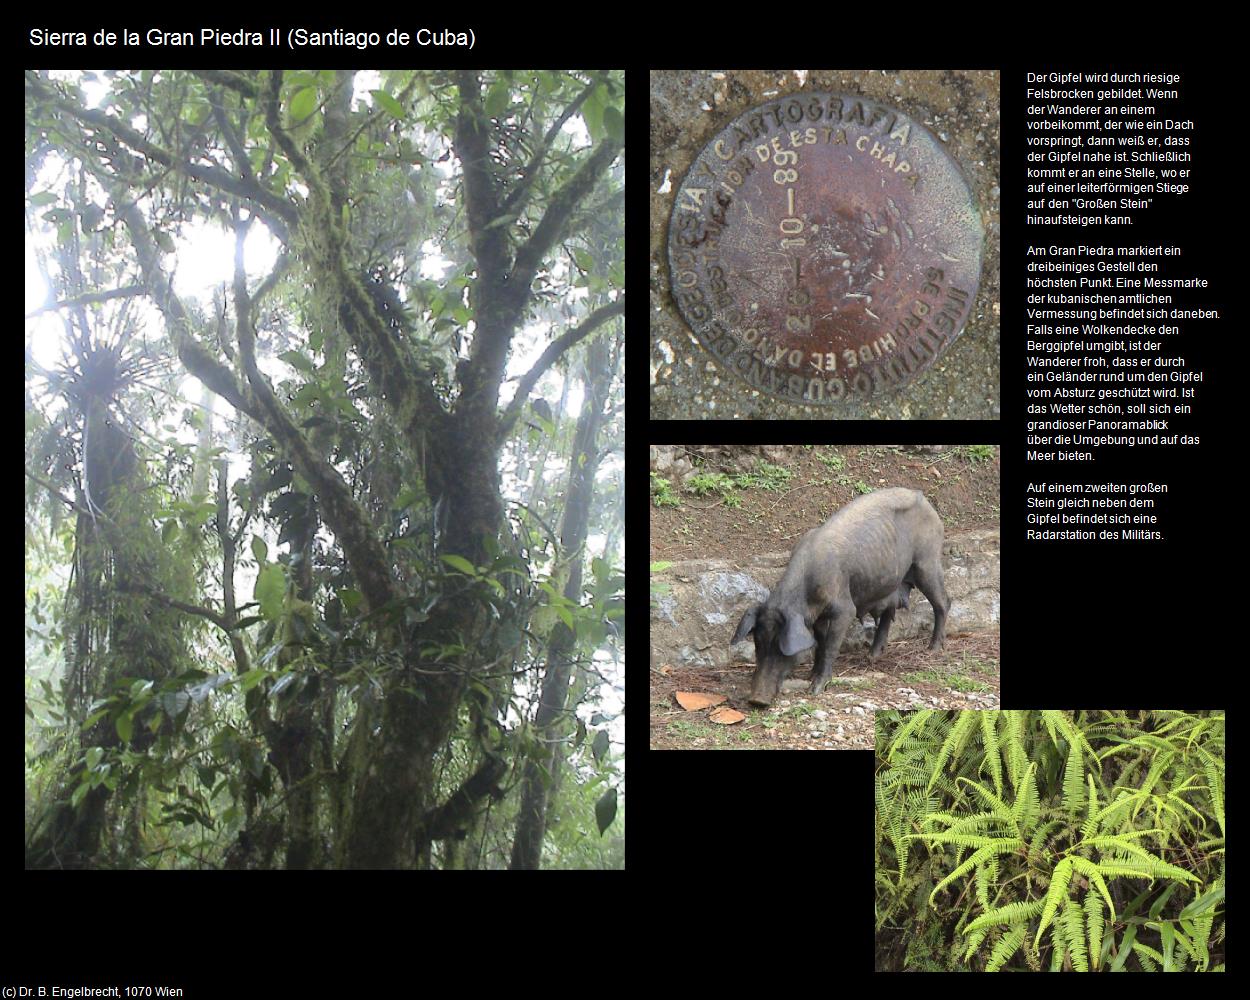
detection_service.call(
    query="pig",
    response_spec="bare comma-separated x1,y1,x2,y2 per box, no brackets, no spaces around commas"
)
731,488,948,707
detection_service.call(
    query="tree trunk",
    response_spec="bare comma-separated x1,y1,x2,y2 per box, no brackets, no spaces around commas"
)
510,333,613,869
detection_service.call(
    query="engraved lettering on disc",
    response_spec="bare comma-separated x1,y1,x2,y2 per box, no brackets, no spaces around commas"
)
667,92,983,404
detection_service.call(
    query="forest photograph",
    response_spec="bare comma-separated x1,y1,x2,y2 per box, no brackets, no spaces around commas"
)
24,68,625,869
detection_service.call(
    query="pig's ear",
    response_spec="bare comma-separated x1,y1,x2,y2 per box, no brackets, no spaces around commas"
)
779,610,815,656
731,605,759,645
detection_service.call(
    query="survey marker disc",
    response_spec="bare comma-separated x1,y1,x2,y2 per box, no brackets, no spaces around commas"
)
667,92,983,405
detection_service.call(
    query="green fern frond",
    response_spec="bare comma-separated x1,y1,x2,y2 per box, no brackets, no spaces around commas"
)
1062,743,1085,815
910,830,1018,855
1132,941,1163,971
1084,836,1199,882
962,898,1044,936
975,859,992,909
928,711,977,792
886,708,935,760
1084,891,1104,970
1063,899,1089,971
1133,750,1175,818
1084,828,1163,845
1028,818,1062,866
924,811,1011,839
1089,788,1141,833
957,776,1014,823
1068,857,1116,921
1003,710,1030,791
891,832,909,882
1197,746,1224,836
879,763,928,789
1129,733,1179,754
1093,862,1165,881
980,711,1003,797
1034,856,1074,949
1169,920,1201,968
1011,761,1039,828
963,928,988,964
928,839,1025,906
1048,915,1067,970
985,852,1000,890
986,925,1027,972
1041,710,1099,769
1178,880,1222,971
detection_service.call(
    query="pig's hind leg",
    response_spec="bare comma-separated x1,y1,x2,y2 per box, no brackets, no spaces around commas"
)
868,604,897,658
911,562,949,651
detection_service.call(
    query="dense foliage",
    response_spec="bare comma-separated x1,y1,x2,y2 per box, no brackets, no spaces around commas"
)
876,710,1224,971
25,68,624,869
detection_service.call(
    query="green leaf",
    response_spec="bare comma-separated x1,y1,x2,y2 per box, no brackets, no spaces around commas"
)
440,554,477,575
485,82,509,118
279,350,315,373
250,536,268,564
582,84,606,141
116,711,134,744
571,247,594,272
85,747,103,770
591,729,609,763
603,105,624,144
290,86,317,122
1178,885,1224,919
371,89,406,120
255,563,286,621
338,588,364,614
594,787,617,835
71,781,90,809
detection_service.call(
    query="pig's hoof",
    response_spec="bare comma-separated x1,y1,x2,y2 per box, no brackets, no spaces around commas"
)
808,682,828,696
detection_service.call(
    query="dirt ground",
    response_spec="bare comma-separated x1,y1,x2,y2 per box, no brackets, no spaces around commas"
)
649,445,1000,750
650,445,998,562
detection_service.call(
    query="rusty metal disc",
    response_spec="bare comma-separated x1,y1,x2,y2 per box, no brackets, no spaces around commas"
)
667,92,983,404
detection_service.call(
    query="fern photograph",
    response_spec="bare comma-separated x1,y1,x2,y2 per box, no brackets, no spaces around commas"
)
875,710,1224,971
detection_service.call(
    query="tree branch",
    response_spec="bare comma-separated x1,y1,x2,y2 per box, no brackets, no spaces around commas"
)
498,298,624,439
453,70,510,286
413,754,507,845
195,70,258,99
505,137,622,315
112,197,265,424
230,218,404,616
499,74,604,218
27,74,297,240
25,284,144,319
